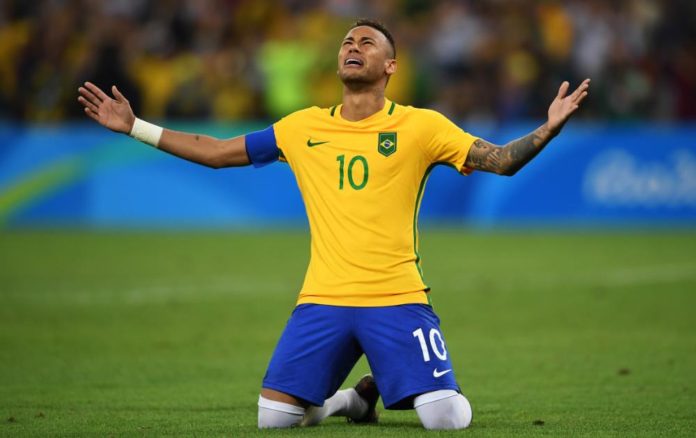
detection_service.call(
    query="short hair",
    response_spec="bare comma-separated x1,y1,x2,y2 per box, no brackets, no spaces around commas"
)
349,19,396,58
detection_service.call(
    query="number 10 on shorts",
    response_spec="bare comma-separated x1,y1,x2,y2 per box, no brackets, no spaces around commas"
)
412,328,448,362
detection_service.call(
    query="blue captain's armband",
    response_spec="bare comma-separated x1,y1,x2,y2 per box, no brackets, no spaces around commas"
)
245,125,279,168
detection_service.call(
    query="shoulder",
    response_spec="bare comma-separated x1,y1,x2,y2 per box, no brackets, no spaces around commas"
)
406,106,452,123
272,106,335,150
276,106,332,126
394,104,452,124
395,105,458,134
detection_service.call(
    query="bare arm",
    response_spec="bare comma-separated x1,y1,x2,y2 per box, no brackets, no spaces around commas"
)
77,82,250,169
157,130,249,169
464,125,554,176
464,79,590,176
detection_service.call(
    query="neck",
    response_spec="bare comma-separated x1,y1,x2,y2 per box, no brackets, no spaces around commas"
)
340,84,386,121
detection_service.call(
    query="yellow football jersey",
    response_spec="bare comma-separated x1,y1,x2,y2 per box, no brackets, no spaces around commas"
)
273,99,478,307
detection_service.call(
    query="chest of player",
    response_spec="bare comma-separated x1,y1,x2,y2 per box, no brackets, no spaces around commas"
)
288,128,426,194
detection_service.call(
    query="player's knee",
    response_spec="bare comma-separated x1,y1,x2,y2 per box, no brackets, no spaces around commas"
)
257,395,305,429
414,390,472,430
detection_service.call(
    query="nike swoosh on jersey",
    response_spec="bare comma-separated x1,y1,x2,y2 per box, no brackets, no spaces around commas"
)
307,139,330,147
433,368,452,378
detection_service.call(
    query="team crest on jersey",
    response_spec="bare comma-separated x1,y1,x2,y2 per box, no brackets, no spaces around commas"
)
378,132,397,157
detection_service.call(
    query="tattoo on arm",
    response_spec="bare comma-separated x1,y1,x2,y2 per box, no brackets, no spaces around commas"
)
464,124,555,176
195,135,199,141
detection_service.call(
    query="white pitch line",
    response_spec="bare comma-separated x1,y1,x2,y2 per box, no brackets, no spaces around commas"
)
598,263,696,287
433,262,696,292
121,276,292,304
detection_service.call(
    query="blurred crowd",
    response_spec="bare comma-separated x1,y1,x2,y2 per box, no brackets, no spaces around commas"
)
1,0,694,123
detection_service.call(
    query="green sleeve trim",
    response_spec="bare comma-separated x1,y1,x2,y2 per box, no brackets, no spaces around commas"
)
412,161,452,285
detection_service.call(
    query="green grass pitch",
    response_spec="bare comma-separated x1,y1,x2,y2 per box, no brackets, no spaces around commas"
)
1,230,695,437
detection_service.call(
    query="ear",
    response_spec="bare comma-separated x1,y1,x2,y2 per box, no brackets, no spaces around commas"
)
385,59,397,76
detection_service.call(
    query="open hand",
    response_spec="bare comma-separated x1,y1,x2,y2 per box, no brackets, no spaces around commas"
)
78,82,135,134
547,79,590,134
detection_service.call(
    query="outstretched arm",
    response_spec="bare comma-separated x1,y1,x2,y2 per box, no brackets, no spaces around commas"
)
464,79,590,176
77,82,250,169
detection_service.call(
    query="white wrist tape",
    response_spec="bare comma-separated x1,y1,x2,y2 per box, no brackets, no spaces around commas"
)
129,118,163,147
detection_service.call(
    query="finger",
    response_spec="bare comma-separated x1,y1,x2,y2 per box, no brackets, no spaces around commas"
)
575,91,589,106
78,86,101,105
84,107,100,122
571,84,590,103
77,96,100,113
78,86,104,108
84,81,110,101
112,85,128,103
556,81,569,99
571,79,591,100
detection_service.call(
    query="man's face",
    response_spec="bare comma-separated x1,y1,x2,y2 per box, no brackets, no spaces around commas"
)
337,26,396,88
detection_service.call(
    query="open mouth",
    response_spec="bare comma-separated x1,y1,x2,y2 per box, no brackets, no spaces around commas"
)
344,58,364,66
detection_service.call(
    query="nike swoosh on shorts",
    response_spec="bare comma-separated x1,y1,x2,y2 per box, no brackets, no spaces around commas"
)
433,368,452,378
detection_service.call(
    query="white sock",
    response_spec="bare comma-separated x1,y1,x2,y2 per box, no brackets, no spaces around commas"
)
257,395,305,429
301,388,368,426
414,390,472,430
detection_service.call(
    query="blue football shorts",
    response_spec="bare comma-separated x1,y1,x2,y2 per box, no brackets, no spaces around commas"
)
261,303,460,409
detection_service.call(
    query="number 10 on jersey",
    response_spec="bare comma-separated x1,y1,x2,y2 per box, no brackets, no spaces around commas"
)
337,154,369,190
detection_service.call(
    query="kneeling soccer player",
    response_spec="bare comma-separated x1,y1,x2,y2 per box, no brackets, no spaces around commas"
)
78,18,589,430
